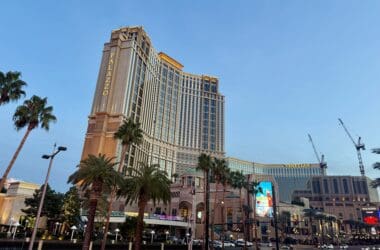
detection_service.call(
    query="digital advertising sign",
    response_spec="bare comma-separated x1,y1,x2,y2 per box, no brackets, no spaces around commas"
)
362,207,380,225
255,181,274,218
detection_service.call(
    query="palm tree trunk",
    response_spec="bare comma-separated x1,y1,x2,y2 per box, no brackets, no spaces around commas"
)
100,188,116,250
100,144,128,250
205,170,210,250
253,193,258,250
0,128,32,190
83,197,98,250
135,197,147,250
240,188,247,250
211,180,219,247
221,185,226,250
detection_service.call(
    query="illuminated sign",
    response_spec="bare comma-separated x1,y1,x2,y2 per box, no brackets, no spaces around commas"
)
283,164,311,168
255,181,273,218
102,51,115,96
362,207,379,225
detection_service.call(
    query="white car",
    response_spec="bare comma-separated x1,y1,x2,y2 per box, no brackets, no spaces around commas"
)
223,241,235,247
339,245,348,249
235,239,253,247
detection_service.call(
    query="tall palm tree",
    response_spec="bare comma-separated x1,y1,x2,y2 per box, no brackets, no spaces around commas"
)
0,71,27,106
210,157,227,244
371,148,380,188
67,154,124,250
118,163,171,250
248,180,262,250
229,171,247,246
196,153,213,250
0,95,56,190
101,118,143,250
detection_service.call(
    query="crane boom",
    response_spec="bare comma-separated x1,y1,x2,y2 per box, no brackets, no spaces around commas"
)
308,134,321,163
338,118,357,147
308,133,327,174
338,118,366,176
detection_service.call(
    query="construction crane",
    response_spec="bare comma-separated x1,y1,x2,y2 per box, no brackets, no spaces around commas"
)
308,134,327,175
338,118,366,176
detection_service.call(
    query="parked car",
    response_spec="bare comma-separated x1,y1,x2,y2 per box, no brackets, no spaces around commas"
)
223,241,235,247
235,239,253,247
339,245,348,249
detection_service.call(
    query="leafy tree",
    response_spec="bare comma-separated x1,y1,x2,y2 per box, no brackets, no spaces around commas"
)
0,71,27,106
22,184,64,220
119,163,171,250
196,153,213,250
101,118,143,250
0,95,56,190
371,148,380,188
68,154,124,250
61,186,81,227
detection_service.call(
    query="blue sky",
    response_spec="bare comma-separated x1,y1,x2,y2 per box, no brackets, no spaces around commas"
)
1,0,379,192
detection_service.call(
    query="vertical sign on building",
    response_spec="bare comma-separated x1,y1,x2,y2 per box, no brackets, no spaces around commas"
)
255,181,274,218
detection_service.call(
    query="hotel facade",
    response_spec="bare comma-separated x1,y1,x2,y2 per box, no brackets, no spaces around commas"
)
226,157,324,202
81,26,225,177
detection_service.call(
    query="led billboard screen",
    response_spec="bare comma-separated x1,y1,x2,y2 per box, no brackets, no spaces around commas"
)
362,207,379,225
255,181,274,218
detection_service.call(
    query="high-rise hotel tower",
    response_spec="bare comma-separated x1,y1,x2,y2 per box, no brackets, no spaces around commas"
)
81,26,225,176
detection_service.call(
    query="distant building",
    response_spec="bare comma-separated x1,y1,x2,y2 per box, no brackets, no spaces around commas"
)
292,175,379,223
226,157,324,202
0,180,39,225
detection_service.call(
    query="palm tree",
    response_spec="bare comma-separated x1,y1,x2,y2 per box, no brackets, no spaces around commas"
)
196,153,213,250
67,154,124,250
249,181,262,250
0,71,27,106
210,157,228,243
229,171,247,246
371,148,380,188
101,118,143,250
0,95,56,191
118,163,171,250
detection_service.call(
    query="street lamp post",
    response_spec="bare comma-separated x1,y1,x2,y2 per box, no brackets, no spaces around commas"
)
70,225,77,242
28,145,67,250
115,228,120,243
7,216,14,238
54,222,59,235
165,230,169,241
13,222,20,240
151,230,155,244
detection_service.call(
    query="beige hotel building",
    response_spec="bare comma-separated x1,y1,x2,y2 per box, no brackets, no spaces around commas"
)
81,26,225,180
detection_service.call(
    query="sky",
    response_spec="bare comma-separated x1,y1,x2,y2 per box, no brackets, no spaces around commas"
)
1,0,379,193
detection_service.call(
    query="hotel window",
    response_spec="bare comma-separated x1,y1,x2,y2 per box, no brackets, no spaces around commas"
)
333,179,339,193
343,179,349,194
323,179,329,194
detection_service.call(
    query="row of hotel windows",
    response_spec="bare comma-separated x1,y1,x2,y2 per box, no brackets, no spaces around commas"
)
312,179,368,195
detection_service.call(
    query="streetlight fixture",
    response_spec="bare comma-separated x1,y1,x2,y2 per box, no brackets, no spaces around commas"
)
28,145,67,250
70,225,77,242
12,222,20,240
54,222,59,235
165,230,169,241
115,228,120,243
151,230,155,244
